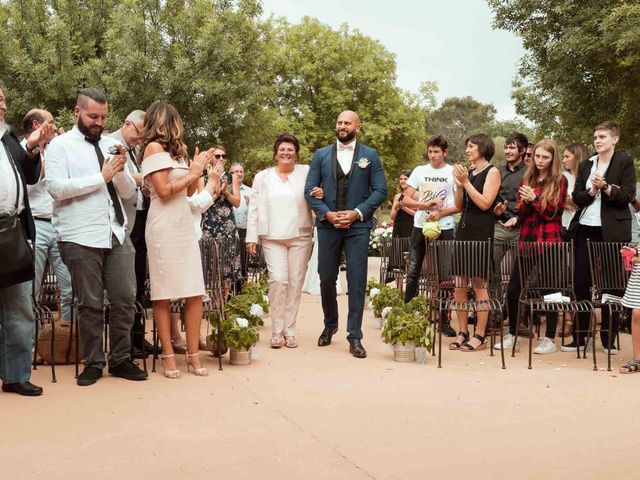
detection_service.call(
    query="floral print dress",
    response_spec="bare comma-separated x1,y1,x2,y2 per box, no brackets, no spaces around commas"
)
202,181,242,286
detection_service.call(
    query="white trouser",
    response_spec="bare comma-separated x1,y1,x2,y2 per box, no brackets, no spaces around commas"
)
261,236,312,337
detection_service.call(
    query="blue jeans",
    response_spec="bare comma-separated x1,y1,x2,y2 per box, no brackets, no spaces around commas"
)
0,281,34,383
33,219,72,321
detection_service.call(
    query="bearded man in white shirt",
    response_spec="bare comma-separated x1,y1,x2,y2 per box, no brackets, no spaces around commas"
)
46,88,148,386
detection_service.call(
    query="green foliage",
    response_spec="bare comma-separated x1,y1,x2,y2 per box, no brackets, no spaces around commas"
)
488,0,640,158
220,316,260,350
371,285,403,319
381,302,434,352
366,278,384,296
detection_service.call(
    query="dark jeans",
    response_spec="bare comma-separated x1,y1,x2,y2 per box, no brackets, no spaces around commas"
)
318,227,370,340
59,236,136,368
404,227,455,302
506,259,557,338
574,225,619,347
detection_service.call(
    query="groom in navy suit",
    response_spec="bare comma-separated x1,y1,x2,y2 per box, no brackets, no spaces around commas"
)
305,111,387,358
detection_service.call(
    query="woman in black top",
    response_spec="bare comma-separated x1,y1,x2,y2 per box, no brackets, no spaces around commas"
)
450,134,501,352
390,169,415,237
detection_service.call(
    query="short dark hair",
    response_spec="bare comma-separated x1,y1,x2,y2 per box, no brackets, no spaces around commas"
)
505,132,528,153
273,133,300,156
400,169,413,178
465,133,495,161
22,110,46,135
594,121,620,137
427,135,448,151
77,87,107,107
527,142,534,148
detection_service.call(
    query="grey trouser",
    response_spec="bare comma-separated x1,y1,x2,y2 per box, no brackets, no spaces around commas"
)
59,236,136,369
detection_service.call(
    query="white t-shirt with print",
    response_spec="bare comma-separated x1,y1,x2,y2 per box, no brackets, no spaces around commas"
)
407,163,456,230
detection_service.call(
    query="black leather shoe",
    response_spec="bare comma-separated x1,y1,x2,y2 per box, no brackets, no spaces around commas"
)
318,327,338,347
348,339,367,358
77,366,103,386
2,381,43,396
108,360,148,381
142,339,161,355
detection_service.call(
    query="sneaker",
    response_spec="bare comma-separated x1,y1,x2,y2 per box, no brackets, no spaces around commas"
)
533,337,557,355
560,340,586,352
77,366,103,386
108,360,148,381
494,333,520,351
601,346,619,355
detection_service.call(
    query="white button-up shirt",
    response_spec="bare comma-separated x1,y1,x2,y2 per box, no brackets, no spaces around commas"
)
0,126,25,215
336,139,356,175
45,126,136,248
20,138,53,219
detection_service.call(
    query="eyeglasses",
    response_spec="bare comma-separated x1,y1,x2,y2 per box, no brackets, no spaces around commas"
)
214,154,227,160
127,121,141,135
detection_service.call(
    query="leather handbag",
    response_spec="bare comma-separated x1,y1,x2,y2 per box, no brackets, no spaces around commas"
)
0,142,34,288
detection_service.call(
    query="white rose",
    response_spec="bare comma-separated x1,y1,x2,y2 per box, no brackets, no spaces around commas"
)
236,317,249,328
250,303,264,317
381,306,392,319
369,288,380,299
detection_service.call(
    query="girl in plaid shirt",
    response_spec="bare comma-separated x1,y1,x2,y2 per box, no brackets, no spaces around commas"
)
495,139,568,355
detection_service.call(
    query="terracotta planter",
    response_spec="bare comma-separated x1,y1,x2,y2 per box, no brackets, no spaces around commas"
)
229,347,252,366
393,342,416,363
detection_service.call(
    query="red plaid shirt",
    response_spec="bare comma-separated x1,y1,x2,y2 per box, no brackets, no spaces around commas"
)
516,176,568,243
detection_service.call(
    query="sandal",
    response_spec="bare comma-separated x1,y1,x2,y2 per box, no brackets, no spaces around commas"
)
461,333,486,352
284,336,298,348
620,359,640,374
449,331,469,350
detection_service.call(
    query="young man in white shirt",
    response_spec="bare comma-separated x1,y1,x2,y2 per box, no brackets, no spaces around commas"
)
46,88,147,386
402,135,459,336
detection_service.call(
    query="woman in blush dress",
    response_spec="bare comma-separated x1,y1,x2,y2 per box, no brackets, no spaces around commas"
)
140,101,214,378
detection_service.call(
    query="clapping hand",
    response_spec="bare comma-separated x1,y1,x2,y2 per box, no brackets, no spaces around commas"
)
206,155,225,184
189,147,208,176
453,164,468,186
519,184,536,203
26,121,57,152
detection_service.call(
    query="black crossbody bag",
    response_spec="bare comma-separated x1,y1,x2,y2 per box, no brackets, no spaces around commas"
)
0,141,35,288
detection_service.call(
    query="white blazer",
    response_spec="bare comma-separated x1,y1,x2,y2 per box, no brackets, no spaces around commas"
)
246,164,313,244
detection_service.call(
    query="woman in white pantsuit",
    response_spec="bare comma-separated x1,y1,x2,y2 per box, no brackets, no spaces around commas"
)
246,134,322,348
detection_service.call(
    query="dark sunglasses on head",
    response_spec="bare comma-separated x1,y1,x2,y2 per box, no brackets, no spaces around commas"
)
215,154,227,159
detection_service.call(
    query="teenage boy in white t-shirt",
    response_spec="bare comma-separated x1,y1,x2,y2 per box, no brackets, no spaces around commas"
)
401,135,459,335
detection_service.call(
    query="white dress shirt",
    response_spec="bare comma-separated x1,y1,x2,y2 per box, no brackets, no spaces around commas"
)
0,125,24,215
19,138,53,219
45,126,136,248
336,139,356,175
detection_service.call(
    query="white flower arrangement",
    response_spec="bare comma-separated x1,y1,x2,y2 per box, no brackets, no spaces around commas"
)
381,306,392,319
369,223,393,253
249,303,264,317
236,317,250,328
369,287,381,299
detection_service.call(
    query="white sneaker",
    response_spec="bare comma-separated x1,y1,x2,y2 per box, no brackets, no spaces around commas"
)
494,333,520,352
533,337,557,355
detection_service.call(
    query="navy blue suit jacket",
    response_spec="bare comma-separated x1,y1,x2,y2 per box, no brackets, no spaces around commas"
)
304,141,387,229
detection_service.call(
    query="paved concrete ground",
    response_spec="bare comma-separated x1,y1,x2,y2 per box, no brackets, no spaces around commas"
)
2,260,639,479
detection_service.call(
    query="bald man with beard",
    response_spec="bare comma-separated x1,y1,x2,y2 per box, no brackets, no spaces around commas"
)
304,110,387,358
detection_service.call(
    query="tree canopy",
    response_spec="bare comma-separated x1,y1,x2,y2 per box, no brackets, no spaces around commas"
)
488,0,640,157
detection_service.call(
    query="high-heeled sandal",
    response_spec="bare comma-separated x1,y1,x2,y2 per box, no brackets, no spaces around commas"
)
161,354,181,379
185,352,208,376
284,336,298,348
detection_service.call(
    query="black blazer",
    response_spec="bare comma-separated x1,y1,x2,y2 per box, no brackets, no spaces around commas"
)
569,151,636,242
1,127,40,242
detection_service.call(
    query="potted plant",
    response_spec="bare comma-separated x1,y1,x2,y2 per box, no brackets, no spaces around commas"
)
381,300,434,363
406,296,435,364
221,316,259,365
371,285,403,319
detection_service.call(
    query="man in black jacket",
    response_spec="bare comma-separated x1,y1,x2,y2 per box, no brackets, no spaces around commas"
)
0,80,54,396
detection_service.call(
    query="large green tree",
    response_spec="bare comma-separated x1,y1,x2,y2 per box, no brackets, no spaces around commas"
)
488,0,640,156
